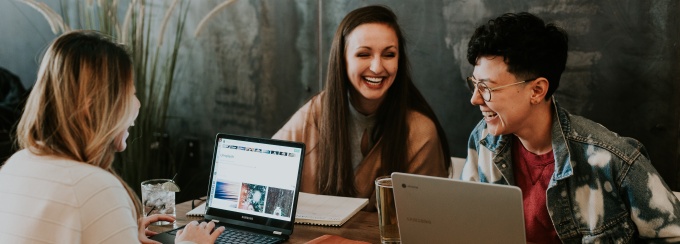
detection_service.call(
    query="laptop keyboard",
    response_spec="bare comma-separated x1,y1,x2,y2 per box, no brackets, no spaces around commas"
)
167,226,284,244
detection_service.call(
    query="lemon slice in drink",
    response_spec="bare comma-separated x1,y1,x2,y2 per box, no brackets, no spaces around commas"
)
162,181,181,192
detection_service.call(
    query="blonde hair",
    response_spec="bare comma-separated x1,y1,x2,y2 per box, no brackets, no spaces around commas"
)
17,30,142,220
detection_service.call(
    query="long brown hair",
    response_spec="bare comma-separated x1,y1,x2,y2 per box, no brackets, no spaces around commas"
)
16,30,142,220
319,5,451,196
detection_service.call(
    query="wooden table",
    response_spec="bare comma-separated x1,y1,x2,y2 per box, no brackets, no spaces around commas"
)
148,200,381,243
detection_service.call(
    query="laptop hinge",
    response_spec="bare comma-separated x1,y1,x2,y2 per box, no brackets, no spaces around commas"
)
273,231,282,235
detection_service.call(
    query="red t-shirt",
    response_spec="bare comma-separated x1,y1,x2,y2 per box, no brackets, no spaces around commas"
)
512,137,561,243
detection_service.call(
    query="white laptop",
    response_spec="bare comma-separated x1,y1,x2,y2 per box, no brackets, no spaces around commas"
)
391,172,526,244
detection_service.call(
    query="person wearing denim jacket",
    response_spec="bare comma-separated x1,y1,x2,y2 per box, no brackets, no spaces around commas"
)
460,12,680,243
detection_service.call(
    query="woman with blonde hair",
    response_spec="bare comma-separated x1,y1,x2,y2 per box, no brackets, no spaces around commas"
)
0,30,223,243
274,5,450,209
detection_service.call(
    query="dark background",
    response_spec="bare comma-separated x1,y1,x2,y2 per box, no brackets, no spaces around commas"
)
1,1,678,200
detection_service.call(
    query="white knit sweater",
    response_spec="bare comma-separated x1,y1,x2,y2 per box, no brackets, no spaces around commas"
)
0,149,139,243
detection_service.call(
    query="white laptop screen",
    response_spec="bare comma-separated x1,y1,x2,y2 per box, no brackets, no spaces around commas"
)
206,136,303,224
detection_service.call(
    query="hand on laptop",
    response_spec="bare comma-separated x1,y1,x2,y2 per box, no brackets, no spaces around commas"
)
139,214,176,244
175,220,226,244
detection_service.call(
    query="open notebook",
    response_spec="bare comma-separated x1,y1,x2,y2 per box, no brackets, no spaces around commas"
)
186,202,206,217
186,192,368,227
293,192,368,226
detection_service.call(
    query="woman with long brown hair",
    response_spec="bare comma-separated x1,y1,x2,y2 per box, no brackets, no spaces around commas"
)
0,30,222,243
274,5,450,209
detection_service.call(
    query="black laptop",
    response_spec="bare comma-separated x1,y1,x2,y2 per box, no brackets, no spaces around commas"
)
151,133,305,243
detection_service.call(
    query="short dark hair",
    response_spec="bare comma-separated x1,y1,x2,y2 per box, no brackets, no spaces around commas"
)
467,12,568,99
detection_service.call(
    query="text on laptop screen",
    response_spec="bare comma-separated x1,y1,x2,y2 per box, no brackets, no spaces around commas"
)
207,138,302,222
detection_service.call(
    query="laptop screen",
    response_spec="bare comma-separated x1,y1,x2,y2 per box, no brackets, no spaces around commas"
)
205,134,304,234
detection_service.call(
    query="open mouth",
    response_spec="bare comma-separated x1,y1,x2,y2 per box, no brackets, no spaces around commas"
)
482,111,498,121
363,76,384,88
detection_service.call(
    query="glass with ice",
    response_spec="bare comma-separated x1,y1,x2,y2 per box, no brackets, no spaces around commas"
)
141,179,179,225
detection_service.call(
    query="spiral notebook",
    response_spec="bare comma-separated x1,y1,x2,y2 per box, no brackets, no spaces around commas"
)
293,192,368,227
186,192,368,226
186,202,206,217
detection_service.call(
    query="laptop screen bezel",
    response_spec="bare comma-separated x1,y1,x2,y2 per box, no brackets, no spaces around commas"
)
204,133,305,236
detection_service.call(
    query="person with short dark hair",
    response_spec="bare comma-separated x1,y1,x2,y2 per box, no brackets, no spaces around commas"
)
461,12,680,243
274,5,450,210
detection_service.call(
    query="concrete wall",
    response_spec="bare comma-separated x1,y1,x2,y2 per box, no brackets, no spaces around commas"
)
2,0,679,191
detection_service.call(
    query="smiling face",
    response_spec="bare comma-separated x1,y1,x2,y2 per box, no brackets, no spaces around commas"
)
470,56,534,136
345,23,399,114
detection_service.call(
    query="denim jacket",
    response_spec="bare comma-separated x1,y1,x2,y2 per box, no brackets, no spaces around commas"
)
461,101,680,243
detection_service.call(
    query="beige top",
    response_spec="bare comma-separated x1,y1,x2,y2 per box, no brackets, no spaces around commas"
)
273,92,447,210
0,149,139,243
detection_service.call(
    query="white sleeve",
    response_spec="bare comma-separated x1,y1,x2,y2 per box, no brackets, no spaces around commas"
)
76,171,139,244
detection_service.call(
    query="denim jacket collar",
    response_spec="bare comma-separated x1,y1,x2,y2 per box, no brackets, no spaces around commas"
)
468,97,680,242
479,98,574,183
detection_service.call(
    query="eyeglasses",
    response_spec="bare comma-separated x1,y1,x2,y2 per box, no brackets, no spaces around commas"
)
466,76,535,102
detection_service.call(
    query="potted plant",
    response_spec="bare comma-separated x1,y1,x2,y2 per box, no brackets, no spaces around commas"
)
20,0,236,193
